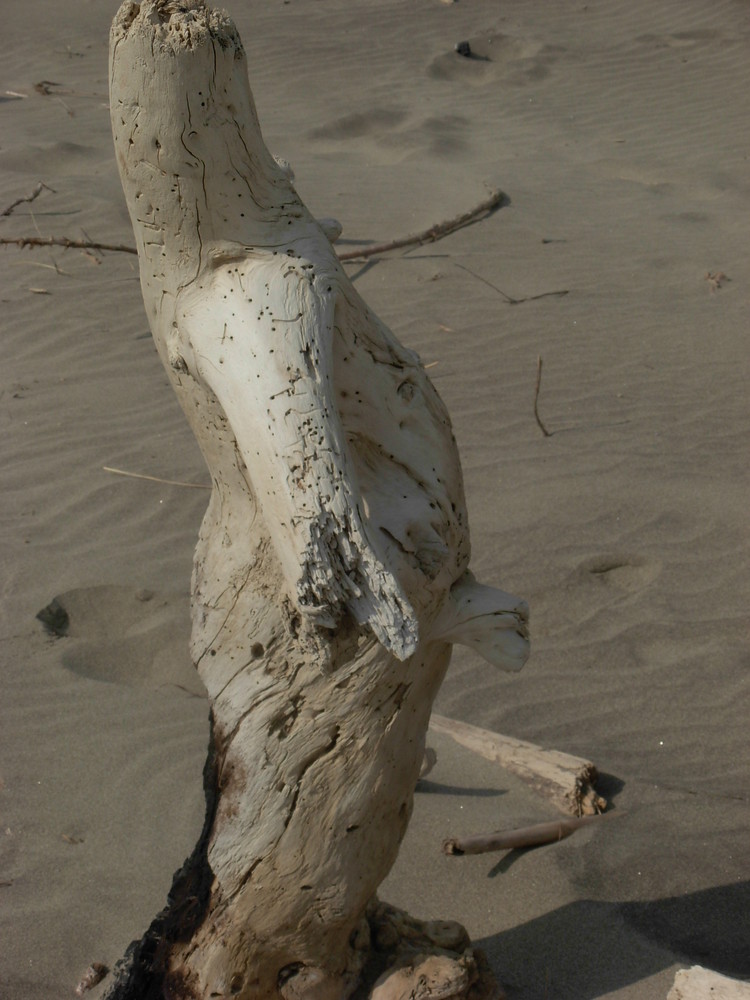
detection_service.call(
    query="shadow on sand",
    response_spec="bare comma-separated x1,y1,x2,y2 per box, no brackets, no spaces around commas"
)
478,881,750,999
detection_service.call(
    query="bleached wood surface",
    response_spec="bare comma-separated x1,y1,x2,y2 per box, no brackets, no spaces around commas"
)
667,966,750,999
107,2,528,998
429,714,606,815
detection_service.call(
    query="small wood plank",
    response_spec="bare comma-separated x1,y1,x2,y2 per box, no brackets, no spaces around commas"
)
668,966,750,999
429,714,607,816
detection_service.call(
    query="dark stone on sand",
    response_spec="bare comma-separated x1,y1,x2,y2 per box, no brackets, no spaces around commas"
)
454,41,472,58
36,597,69,636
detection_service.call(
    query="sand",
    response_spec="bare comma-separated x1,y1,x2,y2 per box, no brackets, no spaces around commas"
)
1,0,749,997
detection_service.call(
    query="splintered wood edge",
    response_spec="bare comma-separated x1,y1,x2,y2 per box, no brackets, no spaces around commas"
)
667,966,750,999
428,714,608,816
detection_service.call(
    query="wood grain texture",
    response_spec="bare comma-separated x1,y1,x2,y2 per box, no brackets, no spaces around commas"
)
429,715,604,816
107,2,527,998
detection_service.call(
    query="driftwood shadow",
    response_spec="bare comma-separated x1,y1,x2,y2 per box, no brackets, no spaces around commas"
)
477,881,750,999
486,847,536,878
592,771,626,802
416,779,507,799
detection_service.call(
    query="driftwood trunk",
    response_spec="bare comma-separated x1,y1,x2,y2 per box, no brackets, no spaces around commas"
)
107,4,529,999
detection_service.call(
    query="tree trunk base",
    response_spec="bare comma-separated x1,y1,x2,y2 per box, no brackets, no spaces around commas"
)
354,901,502,1000
105,896,502,1000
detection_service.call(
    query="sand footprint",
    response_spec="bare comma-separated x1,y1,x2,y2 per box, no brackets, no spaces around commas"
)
635,29,721,50
36,585,203,695
427,32,565,88
307,106,469,161
307,107,408,143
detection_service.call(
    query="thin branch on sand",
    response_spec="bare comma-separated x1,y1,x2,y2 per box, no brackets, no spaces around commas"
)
0,235,138,254
1,183,56,218
1,191,505,261
102,466,210,489
443,813,615,856
454,261,569,306
534,355,551,437
337,189,505,261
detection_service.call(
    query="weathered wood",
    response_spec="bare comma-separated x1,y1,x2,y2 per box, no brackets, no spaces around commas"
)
667,966,750,999
107,3,528,1000
429,715,606,816
442,814,609,856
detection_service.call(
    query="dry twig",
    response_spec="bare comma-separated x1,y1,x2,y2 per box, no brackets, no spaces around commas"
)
0,235,137,254
102,465,211,489
1,182,55,218
55,97,74,117
534,355,551,437
337,189,505,261
454,261,569,305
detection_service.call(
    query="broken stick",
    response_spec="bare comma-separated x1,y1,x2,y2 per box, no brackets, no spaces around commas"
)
429,714,607,815
443,813,613,856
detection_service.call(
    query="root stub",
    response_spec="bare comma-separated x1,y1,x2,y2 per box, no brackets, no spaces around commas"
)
356,901,504,1000
275,902,503,1000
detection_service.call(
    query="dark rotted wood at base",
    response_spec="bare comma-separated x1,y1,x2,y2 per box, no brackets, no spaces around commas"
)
103,713,219,1000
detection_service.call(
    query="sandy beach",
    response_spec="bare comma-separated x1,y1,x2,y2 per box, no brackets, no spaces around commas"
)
1,1,749,998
